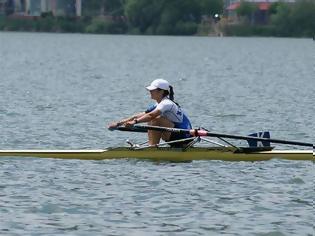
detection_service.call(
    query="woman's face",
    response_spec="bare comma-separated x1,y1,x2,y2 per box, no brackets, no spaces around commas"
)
149,89,163,101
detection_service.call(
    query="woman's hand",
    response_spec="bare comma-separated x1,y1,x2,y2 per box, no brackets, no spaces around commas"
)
108,122,121,129
125,120,136,127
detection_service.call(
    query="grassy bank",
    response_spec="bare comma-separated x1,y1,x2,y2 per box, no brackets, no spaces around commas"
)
0,16,127,34
0,15,313,38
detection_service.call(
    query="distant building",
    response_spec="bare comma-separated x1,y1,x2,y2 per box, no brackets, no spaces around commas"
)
2,0,81,17
0,0,7,15
0,0,15,15
225,0,295,24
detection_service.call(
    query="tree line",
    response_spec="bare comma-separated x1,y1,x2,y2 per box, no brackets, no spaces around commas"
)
82,0,223,35
231,0,315,37
0,0,314,37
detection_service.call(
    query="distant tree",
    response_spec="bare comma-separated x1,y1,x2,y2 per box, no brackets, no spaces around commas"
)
82,0,125,16
155,0,197,34
290,0,315,36
124,0,165,33
236,1,258,25
104,0,125,16
270,0,315,36
269,3,292,36
125,0,223,35
82,0,104,16
268,2,283,15
199,0,223,16
81,0,224,35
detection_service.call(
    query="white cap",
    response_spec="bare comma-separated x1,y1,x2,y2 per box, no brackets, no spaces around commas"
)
146,79,170,91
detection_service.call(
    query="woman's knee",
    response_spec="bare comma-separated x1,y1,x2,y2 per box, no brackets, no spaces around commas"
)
149,117,174,127
149,116,163,126
149,119,159,126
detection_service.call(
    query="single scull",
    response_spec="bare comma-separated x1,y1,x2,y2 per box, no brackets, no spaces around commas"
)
0,125,313,161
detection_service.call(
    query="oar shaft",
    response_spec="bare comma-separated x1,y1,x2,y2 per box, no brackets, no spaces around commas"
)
195,130,313,147
111,125,313,148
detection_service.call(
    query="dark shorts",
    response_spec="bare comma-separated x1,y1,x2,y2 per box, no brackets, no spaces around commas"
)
168,132,192,148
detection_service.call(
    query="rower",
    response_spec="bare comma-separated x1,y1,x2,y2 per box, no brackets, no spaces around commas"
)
108,79,192,147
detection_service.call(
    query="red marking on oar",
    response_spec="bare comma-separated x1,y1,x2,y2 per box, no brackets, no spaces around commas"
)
189,129,208,136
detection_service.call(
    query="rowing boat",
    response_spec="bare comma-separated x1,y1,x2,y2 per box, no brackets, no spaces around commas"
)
0,125,313,161
0,146,313,161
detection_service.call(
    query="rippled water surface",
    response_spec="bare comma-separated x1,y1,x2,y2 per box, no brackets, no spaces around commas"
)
0,32,314,235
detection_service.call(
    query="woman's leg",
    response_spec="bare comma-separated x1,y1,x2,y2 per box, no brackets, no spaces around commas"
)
147,117,174,145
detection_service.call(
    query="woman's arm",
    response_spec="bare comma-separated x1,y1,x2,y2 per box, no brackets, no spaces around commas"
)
125,109,161,126
108,112,145,128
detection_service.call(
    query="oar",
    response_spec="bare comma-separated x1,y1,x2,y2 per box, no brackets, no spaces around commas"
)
110,125,314,148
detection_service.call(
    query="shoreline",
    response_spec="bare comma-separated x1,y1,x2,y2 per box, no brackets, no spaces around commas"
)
0,30,313,40
0,16,313,38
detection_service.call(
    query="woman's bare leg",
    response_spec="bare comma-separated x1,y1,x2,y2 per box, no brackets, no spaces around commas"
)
147,117,174,145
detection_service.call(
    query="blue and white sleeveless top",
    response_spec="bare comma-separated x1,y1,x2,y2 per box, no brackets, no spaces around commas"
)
145,97,192,130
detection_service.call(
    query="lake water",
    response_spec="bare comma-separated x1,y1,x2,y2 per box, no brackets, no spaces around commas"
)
0,32,314,235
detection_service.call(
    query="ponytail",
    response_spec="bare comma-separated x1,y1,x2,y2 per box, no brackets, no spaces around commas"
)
160,85,180,106
168,85,180,107
169,86,174,101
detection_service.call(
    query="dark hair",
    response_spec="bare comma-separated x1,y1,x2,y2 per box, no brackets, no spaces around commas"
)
158,86,179,106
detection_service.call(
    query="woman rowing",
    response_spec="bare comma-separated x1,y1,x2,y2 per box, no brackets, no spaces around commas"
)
108,79,192,147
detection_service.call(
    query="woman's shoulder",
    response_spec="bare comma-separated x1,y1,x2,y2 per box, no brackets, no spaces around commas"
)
159,98,175,107
159,97,172,103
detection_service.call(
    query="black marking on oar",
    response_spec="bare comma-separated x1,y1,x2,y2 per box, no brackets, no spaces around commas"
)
109,126,148,133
